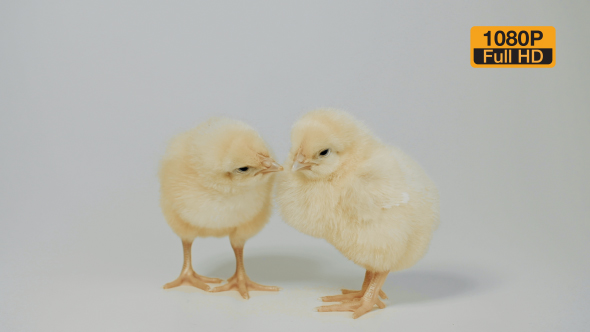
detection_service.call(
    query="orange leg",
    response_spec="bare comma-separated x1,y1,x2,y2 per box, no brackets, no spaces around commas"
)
163,239,222,291
317,271,389,319
211,245,279,299
321,270,388,303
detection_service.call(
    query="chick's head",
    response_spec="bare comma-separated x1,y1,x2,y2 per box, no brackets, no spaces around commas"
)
190,117,282,189
288,109,375,180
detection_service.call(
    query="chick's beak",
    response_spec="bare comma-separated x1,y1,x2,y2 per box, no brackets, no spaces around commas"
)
259,158,283,174
292,152,313,171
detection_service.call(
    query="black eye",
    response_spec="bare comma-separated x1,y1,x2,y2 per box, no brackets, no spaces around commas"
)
319,149,330,156
238,167,249,172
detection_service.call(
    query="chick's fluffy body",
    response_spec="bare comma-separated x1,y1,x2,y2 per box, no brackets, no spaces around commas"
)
276,110,439,272
160,118,275,246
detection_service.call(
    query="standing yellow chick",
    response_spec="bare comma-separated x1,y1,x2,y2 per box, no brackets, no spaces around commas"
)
160,117,282,299
276,109,439,318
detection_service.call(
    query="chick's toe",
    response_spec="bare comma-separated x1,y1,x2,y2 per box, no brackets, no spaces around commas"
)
163,270,222,291
211,274,279,299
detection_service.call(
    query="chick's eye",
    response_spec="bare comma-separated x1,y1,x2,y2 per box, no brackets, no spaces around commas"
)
319,149,330,157
237,167,249,172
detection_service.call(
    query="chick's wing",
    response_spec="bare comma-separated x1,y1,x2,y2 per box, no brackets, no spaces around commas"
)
339,153,409,223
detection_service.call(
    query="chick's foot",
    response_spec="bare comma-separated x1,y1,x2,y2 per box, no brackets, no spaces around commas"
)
211,245,279,299
163,269,223,291
317,270,389,319
211,273,279,299
322,270,388,302
163,239,223,291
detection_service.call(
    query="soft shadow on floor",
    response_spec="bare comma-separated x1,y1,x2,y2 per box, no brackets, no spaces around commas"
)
203,252,498,305
206,254,339,284
382,268,495,305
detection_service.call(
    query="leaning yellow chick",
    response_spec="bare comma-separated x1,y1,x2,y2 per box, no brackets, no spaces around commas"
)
160,117,282,299
276,109,439,318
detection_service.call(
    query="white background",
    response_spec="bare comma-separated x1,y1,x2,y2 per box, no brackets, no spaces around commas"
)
1,1,589,331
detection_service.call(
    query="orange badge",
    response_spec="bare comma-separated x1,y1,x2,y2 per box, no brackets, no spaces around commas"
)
471,26,555,68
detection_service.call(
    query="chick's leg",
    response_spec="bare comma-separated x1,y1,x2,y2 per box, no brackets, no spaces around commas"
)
211,245,279,299
321,270,388,302
317,271,389,319
163,239,222,291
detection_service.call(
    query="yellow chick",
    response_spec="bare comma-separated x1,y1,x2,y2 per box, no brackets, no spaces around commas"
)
160,117,282,299
276,109,439,318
